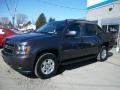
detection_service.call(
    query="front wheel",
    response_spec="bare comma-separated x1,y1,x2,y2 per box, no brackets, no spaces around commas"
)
97,46,108,62
34,53,58,79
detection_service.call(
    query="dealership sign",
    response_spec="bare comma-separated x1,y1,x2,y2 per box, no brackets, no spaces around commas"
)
87,0,118,9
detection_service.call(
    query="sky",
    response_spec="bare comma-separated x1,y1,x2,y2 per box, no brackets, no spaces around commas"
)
0,0,87,23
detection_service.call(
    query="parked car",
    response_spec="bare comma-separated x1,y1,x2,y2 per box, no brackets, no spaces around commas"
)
2,19,115,79
0,28,16,47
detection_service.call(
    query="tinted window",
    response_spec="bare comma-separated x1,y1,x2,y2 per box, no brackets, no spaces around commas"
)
36,21,65,34
81,24,96,36
56,23,65,34
36,23,56,34
94,25,104,33
67,23,81,37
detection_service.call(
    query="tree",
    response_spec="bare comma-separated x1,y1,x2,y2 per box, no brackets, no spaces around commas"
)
8,21,12,28
23,21,32,27
35,13,46,29
16,13,28,27
0,17,10,25
26,21,32,25
48,17,55,22
0,17,12,28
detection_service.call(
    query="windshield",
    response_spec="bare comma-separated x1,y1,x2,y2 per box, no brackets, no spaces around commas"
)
35,21,65,34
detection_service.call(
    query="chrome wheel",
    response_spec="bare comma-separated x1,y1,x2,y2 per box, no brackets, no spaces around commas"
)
41,59,55,75
101,49,107,59
97,46,108,62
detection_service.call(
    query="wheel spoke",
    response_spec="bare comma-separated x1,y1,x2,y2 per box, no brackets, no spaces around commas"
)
41,59,55,75
101,49,107,59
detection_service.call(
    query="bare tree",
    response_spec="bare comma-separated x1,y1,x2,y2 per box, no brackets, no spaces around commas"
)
0,17,12,28
16,13,28,27
0,17,10,25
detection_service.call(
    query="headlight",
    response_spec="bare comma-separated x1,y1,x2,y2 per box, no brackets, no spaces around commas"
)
15,42,31,55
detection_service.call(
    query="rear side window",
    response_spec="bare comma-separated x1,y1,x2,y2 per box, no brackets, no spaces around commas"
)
81,24,96,36
94,25,104,33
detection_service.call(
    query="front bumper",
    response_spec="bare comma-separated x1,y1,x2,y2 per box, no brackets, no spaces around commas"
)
2,50,35,74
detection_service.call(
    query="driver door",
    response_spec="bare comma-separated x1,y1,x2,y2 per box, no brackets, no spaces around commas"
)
62,23,82,60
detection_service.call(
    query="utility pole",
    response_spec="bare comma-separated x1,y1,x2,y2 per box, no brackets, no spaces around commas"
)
12,16,15,28
12,0,17,28
4,0,17,29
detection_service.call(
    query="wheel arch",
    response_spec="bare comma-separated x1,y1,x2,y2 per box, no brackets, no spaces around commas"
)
102,42,109,49
33,49,60,70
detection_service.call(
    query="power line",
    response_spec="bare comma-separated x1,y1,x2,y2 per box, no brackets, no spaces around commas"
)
4,0,12,18
4,0,18,28
0,0,3,8
40,0,87,11
12,0,17,27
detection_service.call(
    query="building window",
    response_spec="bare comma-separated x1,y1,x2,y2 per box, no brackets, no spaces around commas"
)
108,25,119,33
102,25,119,33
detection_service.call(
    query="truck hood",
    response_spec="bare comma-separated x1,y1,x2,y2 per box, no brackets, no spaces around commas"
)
6,32,52,42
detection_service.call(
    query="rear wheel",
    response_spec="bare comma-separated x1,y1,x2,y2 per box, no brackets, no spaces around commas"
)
34,53,58,79
97,46,108,62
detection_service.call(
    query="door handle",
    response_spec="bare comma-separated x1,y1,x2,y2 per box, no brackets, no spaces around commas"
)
90,43,95,46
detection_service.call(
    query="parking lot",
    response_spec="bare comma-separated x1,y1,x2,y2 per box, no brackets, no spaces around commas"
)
0,48,120,90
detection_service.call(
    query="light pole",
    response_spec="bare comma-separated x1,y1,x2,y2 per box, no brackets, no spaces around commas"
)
116,24,120,53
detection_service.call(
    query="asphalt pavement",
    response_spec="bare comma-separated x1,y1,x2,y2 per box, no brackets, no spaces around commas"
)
0,48,120,90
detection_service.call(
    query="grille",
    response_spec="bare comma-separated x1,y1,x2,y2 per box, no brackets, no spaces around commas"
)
4,43,14,54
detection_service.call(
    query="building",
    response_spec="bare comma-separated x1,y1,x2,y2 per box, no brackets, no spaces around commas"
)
86,0,120,33
18,24,36,31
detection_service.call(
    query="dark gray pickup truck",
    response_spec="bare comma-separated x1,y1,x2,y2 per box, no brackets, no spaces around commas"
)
2,19,115,79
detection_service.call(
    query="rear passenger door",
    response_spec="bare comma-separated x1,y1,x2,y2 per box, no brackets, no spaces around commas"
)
80,23,100,56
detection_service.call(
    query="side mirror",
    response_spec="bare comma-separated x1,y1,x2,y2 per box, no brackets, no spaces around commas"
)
66,31,77,37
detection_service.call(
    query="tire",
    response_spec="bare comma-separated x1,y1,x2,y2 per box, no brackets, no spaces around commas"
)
34,53,58,79
97,46,108,62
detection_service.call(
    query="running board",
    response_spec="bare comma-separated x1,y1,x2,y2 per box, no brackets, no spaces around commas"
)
61,56,96,65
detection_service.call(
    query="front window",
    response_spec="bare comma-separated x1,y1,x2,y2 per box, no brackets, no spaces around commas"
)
67,23,81,37
35,21,65,35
